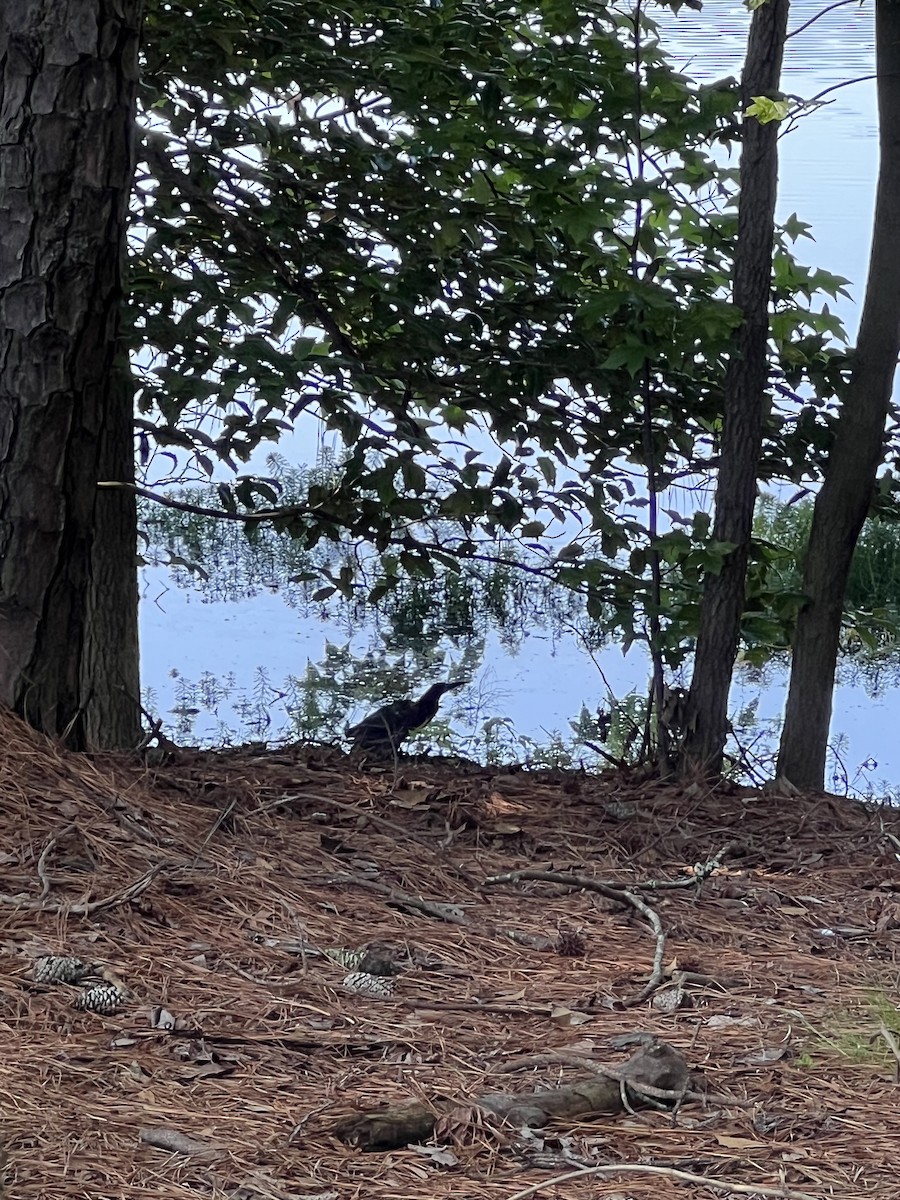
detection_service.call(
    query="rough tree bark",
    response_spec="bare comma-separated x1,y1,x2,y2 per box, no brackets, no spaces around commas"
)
679,0,789,776
777,0,900,791
0,0,144,749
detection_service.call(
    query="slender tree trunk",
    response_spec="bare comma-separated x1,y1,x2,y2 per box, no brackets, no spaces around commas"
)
776,1,900,791
679,0,790,776
0,0,144,749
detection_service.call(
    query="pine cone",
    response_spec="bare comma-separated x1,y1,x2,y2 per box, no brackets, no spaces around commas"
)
342,972,395,999
34,955,92,984
325,947,366,971
74,984,126,1015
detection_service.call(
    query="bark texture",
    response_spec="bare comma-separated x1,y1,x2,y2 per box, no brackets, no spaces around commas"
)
680,0,789,776
0,0,143,748
777,0,900,790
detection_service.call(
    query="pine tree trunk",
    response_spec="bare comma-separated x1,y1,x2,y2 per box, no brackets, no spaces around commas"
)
776,0,900,791
0,0,144,749
679,0,790,776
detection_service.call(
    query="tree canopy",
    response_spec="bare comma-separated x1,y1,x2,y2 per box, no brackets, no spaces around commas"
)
2,0,891,776
132,1,856,669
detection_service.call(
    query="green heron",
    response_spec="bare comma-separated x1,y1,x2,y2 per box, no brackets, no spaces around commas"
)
347,680,466,754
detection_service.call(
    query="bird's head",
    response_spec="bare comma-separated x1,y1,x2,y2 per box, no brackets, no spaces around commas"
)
413,679,467,721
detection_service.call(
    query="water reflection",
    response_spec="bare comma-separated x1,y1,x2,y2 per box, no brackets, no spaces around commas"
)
656,0,873,86
139,3,895,789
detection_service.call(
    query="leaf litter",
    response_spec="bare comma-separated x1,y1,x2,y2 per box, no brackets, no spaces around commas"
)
0,710,898,1197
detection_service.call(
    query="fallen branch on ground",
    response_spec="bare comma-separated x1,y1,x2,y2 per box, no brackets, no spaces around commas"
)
316,872,468,924
505,1161,819,1200
0,863,168,915
333,1039,689,1150
274,790,443,849
483,868,665,1004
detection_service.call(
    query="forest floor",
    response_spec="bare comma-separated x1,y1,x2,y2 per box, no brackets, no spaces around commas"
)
1,709,899,1200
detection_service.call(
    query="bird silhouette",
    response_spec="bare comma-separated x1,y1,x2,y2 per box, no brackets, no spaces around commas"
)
347,680,466,755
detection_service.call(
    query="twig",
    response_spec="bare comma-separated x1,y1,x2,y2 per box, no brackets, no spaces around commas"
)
637,841,741,890
497,1050,696,1103
230,962,314,990
483,868,665,1004
505,1162,819,1200
272,790,444,850
99,480,340,528
192,798,239,867
583,740,625,769
626,894,666,1004
137,700,180,752
0,863,168,915
497,1049,755,1108
318,873,468,925
485,843,737,896
880,824,900,858
402,998,555,1017
878,1021,900,1081
787,0,864,39
35,823,76,901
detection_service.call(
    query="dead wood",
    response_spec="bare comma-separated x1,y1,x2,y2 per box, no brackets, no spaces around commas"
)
333,1040,689,1150
318,871,469,923
2,709,900,1198
484,867,667,1003
507,1162,820,1200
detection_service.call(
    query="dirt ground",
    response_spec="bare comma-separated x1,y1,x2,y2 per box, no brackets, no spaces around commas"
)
2,709,900,1199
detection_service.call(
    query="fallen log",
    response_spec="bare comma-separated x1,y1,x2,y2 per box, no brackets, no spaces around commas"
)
333,1038,690,1151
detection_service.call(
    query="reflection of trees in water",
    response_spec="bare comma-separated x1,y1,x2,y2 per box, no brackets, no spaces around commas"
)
138,460,621,760
138,457,612,657
740,652,900,700
752,495,900,697
144,642,608,770
146,484,900,676
140,482,900,769
838,655,900,698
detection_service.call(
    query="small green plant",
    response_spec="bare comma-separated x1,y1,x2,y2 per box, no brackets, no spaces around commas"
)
792,993,900,1071
867,989,900,1036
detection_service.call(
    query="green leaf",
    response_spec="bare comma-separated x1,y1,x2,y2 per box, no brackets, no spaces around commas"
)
781,212,814,243
520,520,546,537
745,95,790,124
599,343,650,376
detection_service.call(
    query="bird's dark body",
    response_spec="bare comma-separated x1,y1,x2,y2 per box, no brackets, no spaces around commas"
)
347,680,465,753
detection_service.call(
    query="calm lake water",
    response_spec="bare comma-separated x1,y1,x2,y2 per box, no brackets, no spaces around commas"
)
140,3,893,791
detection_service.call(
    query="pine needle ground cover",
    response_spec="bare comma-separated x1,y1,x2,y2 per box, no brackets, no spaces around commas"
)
0,711,898,1198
